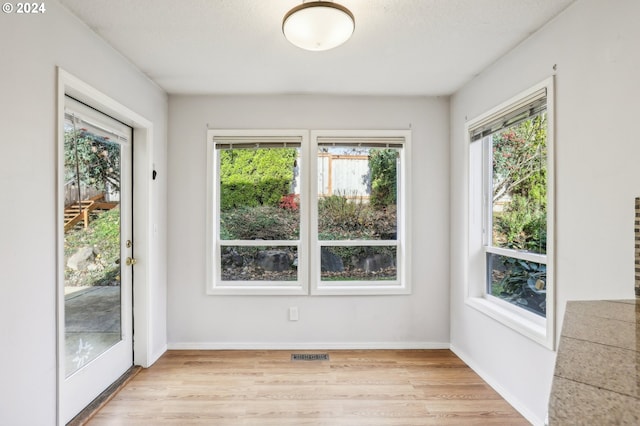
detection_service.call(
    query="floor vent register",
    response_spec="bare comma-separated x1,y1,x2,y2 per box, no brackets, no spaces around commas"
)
291,353,330,361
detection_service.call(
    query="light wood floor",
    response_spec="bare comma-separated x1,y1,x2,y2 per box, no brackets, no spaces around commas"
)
87,350,530,425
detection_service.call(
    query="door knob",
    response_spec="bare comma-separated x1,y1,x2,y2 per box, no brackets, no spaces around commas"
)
125,257,137,266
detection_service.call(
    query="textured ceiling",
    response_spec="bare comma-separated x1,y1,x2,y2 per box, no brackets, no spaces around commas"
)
58,0,575,96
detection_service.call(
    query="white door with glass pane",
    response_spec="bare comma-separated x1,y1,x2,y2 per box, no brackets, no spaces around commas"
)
60,96,134,423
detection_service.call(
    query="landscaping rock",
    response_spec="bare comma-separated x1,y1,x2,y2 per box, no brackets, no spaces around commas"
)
222,249,244,267
357,253,395,273
256,250,291,272
321,247,344,272
67,246,96,271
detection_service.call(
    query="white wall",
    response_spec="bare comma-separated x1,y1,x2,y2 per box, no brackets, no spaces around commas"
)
450,0,640,424
0,2,168,424
167,95,450,348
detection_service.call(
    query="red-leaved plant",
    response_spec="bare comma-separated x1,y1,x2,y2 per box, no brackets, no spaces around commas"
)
279,194,299,211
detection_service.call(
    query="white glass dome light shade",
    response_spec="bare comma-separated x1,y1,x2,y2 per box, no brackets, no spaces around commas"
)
283,2,355,51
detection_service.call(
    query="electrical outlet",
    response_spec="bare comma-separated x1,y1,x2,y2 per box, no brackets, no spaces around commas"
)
289,307,299,321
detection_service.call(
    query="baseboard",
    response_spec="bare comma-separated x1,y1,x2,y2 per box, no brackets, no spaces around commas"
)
149,344,168,366
450,344,541,426
167,341,450,350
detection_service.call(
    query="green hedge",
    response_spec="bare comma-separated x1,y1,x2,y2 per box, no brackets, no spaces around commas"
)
219,148,297,210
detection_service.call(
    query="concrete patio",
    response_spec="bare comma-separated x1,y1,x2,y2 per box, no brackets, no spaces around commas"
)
64,286,121,376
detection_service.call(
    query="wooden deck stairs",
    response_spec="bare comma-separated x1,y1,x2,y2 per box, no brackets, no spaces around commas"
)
64,193,118,232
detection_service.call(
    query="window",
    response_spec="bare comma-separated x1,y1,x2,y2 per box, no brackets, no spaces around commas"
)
311,131,411,295
206,129,411,295
466,79,555,348
206,130,308,295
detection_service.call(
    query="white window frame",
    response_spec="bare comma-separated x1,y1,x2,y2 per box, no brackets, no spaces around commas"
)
206,129,411,296
206,129,309,295
310,130,412,295
465,78,555,349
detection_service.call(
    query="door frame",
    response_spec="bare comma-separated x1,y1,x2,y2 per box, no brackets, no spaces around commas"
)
56,68,154,425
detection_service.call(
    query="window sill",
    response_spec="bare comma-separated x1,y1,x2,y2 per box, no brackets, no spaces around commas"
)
207,284,308,296
312,284,411,296
465,296,553,349
207,283,411,296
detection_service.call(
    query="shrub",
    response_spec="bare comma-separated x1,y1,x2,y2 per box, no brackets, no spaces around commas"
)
368,149,397,208
220,206,299,240
495,195,546,253
318,195,396,240
219,148,297,210
492,194,547,315
279,193,299,211
318,195,369,239
64,207,121,287
493,256,547,315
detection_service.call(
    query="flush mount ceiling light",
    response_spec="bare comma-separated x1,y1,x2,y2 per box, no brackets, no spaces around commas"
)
282,1,355,51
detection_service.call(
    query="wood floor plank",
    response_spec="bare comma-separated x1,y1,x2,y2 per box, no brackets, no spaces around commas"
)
87,350,530,425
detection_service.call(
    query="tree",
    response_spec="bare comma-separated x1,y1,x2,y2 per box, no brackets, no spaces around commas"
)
65,129,121,194
493,114,547,253
492,114,547,205
368,149,398,208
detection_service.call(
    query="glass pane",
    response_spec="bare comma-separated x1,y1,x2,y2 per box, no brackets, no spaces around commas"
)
219,147,300,240
318,147,398,240
320,246,397,281
487,252,546,317
64,122,122,377
221,245,298,281
491,113,547,255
